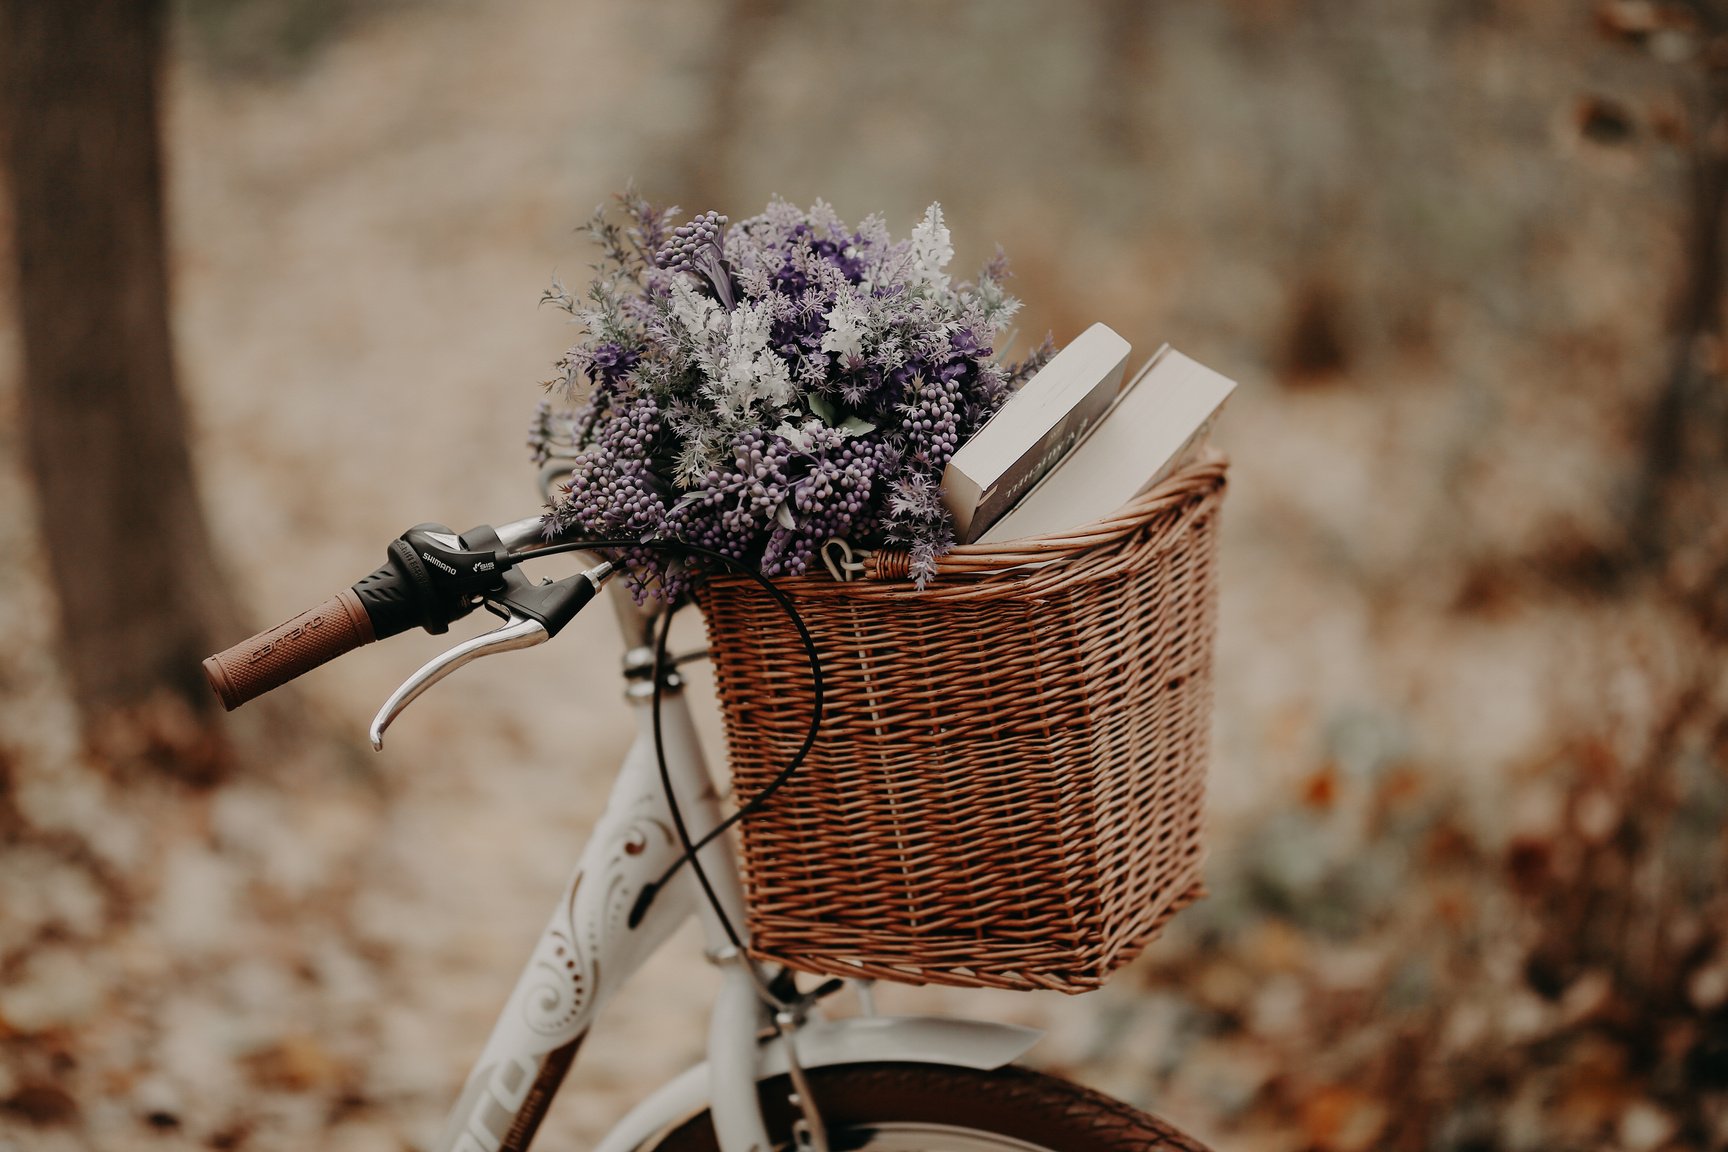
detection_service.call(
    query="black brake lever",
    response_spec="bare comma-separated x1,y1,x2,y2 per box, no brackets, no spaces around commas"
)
364,523,612,748
460,524,607,639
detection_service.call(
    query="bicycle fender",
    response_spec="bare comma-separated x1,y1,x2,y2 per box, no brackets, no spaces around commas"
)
592,1015,1042,1152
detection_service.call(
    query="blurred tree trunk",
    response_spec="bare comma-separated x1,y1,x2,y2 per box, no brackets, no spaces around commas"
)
1092,0,1153,162
1635,81,1728,555
667,0,789,210
1632,0,1728,592
0,0,239,760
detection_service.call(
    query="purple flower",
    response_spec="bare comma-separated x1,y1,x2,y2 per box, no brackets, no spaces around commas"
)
950,327,989,358
586,342,640,382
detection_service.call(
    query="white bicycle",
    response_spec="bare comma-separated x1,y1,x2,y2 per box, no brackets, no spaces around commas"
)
201,464,1211,1152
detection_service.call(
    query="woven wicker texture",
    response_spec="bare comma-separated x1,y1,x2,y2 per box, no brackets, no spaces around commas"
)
696,451,1226,993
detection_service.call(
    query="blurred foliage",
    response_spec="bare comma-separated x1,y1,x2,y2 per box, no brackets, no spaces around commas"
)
1092,646,1728,1150
174,0,410,77
2,1,1726,1150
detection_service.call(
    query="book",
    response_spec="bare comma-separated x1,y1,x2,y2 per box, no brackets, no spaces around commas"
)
977,344,1235,544
942,322,1132,543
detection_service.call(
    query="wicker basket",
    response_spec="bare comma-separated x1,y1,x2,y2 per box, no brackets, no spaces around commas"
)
694,450,1226,993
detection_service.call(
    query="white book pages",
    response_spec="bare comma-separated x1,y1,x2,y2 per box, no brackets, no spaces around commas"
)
978,347,1236,544
942,322,1131,542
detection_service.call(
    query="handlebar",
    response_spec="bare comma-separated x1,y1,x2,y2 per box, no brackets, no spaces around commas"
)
201,516,596,712
203,590,376,710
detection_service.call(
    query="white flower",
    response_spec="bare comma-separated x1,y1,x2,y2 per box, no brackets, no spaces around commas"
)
909,202,953,292
772,419,818,452
669,276,723,339
820,292,872,361
700,298,794,416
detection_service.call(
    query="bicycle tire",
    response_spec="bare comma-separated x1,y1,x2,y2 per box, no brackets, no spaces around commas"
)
644,1061,1213,1152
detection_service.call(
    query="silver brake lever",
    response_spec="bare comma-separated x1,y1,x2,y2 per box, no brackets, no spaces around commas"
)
369,610,548,750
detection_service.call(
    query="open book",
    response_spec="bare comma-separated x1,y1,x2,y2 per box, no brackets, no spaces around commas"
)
977,345,1236,543
941,323,1131,543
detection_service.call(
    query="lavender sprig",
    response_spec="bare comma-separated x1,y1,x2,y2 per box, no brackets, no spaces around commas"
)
654,210,735,310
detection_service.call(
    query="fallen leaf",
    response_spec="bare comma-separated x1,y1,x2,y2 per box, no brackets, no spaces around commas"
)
1300,1084,1389,1152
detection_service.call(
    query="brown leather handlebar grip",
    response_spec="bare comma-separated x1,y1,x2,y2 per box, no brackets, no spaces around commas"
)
202,589,376,711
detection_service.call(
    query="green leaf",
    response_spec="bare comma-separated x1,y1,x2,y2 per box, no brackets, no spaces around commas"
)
839,415,877,438
808,394,840,425
775,501,798,531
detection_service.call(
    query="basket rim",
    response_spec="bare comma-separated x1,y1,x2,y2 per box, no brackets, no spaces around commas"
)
935,445,1227,569
696,447,1227,601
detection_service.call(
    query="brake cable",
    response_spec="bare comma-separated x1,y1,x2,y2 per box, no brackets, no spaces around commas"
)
509,537,825,958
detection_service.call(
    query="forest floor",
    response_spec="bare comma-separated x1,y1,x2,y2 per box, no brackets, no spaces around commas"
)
1,2,1724,1151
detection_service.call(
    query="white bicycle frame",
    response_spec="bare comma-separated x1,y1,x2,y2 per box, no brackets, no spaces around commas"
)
401,516,1041,1152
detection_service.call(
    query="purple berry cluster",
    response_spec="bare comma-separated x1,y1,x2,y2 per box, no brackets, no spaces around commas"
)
653,210,734,309
537,192,1051,597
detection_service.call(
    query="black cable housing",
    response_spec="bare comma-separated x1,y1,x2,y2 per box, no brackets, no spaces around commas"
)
510,537,824,956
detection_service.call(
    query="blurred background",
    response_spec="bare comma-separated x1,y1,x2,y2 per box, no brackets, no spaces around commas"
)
1,1,1725,1149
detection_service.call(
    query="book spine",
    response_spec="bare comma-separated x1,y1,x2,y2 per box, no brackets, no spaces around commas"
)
960,380,1119,541
945,469,985,540
1143,416,1219,493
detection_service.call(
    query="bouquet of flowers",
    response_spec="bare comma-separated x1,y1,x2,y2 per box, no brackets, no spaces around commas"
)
531,190,1050,598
